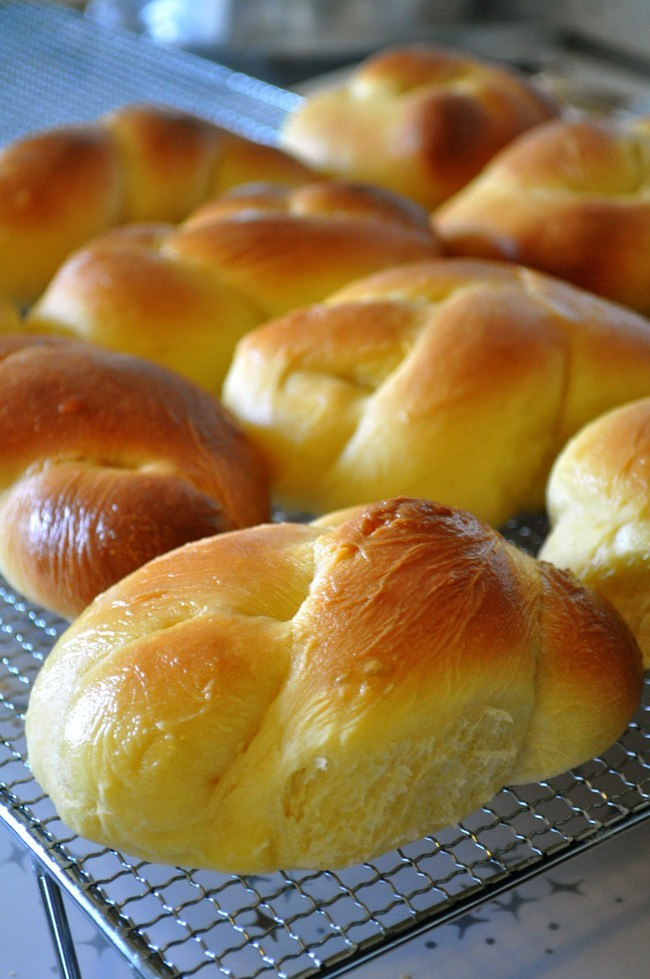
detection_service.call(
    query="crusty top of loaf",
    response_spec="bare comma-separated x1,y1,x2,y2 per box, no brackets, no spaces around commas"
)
0,335,269,617
223,257,650,522
280,44,559,209
0,104,315,304
26,497,642,872
435,116,650,312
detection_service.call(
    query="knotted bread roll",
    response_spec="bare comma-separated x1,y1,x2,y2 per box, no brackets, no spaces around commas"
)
436,116,650,313
0,335,269,619
222,259,650,524
25,497,642,872
25,181,441,391
541,398,650,666
0,104,314,305
0,296,19,333
280,44,559,210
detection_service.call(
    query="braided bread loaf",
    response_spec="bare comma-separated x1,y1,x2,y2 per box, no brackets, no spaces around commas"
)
25,497,642,872
540,398,650,667
436,116,650,313
0,335,268,619
280,44,559,210
0,296,19,332
25,181,441,391
0,104,314,305
222,259,650,524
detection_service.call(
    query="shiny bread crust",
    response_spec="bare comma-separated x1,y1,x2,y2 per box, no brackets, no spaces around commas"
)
26,181,441,391
223,258,650,523
0,335,269,618
541,397,650,665
280,44,559,209
25,497,642,872
436,116,650,313
0,104,314,304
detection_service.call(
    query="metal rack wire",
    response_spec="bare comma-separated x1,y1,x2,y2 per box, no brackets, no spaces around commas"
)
1,512,649,978
0,4,649,976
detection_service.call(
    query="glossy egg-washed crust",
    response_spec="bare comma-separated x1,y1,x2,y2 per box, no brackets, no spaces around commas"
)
26,498,642,873
0,335,269,618
436,116,650,313
541,397,650,665
223,258,650,524
25,180,441,391
280,44,559,210
0,104,315,305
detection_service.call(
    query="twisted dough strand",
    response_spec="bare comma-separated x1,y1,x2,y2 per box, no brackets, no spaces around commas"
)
280,44,559,209
25,498,642,872
222,258,650,523
436,116,650,313
25,181,441,391
0,104,315,305
0,335,269,618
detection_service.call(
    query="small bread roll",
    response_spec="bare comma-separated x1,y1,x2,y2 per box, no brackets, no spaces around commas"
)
26,181,441,391
25,498,642,872
280,44,559,210
541,398,650,666
436,116,650,313
0,336,269,619
0,104,314,305
223,258,650,524
0,296,20,333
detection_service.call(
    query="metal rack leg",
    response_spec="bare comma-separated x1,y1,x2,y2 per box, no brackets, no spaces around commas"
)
35,867,82,979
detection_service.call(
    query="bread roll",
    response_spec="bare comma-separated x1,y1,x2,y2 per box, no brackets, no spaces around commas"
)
222,258,650,524
0,296,20,333
541,398,650,666
25,497,642,873
26,181,441,391
280,44,559,210
0,104,314,305
436,116,650,313
0,335,269,619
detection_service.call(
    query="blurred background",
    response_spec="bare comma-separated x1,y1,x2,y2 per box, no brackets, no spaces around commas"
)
55,1,650,89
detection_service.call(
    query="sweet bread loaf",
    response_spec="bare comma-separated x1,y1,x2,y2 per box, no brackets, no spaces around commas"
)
280,44,559,210
0,296,19,332
0,104,314,305
436,116,650,313
540,398,650,666
222,258,650,524
0,335,269,618
25,497,643,872
26,181,440,391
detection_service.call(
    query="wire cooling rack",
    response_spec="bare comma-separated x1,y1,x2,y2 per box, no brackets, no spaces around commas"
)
1,512,649,978
1,4,649,976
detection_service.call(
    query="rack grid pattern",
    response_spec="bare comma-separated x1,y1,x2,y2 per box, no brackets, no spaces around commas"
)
2,513,649,978
0,4,649,976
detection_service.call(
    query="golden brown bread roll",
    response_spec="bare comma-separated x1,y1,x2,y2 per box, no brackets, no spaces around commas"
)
26,181,441,391
0,296,19,332
435,116,650,313
280,44,559,210
222,258,650,523
25,497,643,872
0,335,269,619
540,398,650,666
0,104,314,305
